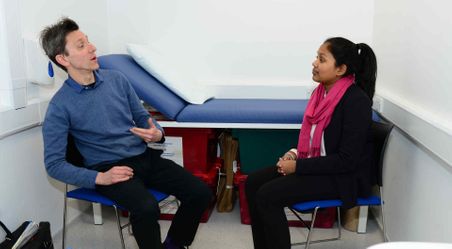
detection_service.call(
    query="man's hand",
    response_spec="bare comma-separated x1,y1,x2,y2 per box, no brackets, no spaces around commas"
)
130,118,163,143
95,166,134,185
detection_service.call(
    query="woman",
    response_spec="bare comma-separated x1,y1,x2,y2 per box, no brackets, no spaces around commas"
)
245,37,377,249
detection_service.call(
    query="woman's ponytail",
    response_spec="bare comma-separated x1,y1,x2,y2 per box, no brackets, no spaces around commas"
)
324,38,377,102
355,43,377,101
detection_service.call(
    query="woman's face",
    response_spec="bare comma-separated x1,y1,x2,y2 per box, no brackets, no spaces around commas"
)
312,43,345,89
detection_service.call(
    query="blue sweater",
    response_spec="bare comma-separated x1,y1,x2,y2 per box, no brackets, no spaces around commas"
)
43,69,163,188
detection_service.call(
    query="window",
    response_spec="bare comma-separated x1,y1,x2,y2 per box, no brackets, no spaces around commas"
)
0,0,13,109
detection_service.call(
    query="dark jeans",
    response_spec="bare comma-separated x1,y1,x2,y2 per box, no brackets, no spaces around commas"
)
245,166,340,249
95,148,212,249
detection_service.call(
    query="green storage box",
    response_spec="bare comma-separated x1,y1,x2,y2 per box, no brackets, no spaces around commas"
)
232,129,299,174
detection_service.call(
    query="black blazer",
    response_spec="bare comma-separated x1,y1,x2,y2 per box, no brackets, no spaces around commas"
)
295,84,373,208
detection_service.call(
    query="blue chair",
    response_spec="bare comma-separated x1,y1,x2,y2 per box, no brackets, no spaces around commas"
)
62,135,170,249
289,120,394,249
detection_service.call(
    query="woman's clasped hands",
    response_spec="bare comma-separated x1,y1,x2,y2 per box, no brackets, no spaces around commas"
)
276,150,297,175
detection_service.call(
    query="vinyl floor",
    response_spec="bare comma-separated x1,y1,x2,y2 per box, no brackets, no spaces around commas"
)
54,204,384,249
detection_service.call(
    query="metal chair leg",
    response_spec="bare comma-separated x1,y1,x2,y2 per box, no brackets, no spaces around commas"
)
62,184,68,249
113,206,126,249
304,207,319,249
380,187,387,241
127,217,133,236
336,206,342,240
291,206,342,248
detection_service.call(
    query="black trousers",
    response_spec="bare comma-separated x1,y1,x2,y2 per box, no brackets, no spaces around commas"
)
245,166,340,249
95,148,212,249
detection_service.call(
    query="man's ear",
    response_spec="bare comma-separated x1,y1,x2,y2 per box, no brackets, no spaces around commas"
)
336,64,347,77
55,54,69,68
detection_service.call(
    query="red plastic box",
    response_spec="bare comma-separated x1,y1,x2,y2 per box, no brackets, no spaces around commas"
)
164,128,218,174
233,173,250,224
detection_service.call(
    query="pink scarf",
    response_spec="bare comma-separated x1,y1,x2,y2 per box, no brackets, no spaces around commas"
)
297,75,355,158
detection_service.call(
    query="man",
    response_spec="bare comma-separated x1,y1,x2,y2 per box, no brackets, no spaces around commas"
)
41,17,211,249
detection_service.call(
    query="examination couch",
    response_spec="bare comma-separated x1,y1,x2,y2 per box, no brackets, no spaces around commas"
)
98,54,308,129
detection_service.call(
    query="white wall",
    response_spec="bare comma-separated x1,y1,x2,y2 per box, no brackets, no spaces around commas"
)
146,0,374,86
19,0,109,55
0,127,87,239
373,0,452,165
373,0,452,126
0,127,57,228
382,130,452,242
105,0,152,54
373,0,452,242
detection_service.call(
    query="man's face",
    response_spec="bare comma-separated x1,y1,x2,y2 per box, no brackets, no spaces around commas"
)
60,30,99,74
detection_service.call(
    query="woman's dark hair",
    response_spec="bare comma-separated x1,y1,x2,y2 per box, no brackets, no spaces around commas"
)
324,37,377,101
40,17,79,72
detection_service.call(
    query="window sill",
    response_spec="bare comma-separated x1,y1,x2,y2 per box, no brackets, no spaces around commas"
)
0,98,49,140
0,104,13,112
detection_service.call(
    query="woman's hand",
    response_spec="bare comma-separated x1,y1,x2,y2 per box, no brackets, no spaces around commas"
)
276,158,296,175
281,149,297,161
130,118,163,143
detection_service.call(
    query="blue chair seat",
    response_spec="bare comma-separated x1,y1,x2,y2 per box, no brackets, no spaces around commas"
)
357,196,382,206
67,188,169,210
292,199,343,212
64,187,170,249
291,195,382,213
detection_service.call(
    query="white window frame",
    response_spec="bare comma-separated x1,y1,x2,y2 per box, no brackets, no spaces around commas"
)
0,0,13,110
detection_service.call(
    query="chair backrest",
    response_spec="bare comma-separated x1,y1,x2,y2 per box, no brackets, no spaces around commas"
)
371,120,394,187
66,134,84,167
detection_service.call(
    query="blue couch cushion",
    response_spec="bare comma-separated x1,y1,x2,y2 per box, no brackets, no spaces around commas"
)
176,98,307,123
98,54,187,120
